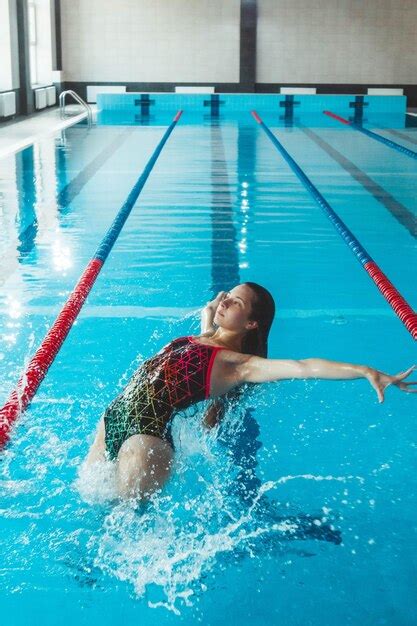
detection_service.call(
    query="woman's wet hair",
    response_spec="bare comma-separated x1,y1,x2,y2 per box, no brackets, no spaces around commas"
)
241,282,275,357
220,282,275,409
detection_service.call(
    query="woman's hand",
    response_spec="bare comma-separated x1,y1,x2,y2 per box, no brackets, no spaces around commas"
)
201,291,227,333
365,365,417,403
205,291,227,312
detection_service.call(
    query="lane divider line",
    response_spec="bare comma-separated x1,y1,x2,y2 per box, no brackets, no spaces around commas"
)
299,126,417,239
323,110,417,160
250,110,417,340
0,111,183,449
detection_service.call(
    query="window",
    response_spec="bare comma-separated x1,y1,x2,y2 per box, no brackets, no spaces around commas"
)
28,2,38,85
0,0,13,91
28,0,53,87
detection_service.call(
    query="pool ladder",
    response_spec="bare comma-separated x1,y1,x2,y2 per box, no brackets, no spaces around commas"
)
59,90,93,127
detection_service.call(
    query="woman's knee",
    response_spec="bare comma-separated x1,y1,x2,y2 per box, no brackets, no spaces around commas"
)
84,417,106,466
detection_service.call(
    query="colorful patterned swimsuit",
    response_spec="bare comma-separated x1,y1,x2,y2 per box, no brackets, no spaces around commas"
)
104,336,227,460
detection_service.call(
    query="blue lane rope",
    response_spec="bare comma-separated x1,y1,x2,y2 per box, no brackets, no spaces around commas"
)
251,110,417,340
95,111,183,262
323,110,417,161
0,110,184,448
251,110,372,266
354,125,417,160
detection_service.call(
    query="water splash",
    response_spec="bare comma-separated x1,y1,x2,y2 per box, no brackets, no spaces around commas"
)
83,407,347,615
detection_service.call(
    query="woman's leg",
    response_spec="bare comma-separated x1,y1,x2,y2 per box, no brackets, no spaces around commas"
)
84,416,106,465
115,434,173,500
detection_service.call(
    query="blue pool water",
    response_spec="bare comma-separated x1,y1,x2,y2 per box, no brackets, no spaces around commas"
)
0,109,416,625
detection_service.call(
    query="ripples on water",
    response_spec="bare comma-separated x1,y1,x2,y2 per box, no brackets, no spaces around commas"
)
2,122,409,619
76,404,342,615
0,383,349,614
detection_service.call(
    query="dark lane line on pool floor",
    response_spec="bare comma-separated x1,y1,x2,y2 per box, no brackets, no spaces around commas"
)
15,145,38,259
251,111,417,340
0,112,183,448
7,129,134,267
300,126,417,240
210,119,240,292
324,110,417,161
379,127,417,148
57,127,133,214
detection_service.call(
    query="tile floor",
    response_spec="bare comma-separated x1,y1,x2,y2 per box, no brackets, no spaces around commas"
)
0,105,95,159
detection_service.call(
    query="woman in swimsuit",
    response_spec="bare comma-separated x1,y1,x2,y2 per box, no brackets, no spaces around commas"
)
85,282,416,500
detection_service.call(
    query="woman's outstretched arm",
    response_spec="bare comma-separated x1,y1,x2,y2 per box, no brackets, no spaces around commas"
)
236,356,416,403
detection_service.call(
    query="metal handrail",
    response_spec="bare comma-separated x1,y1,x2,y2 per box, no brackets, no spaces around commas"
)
59,90,93,126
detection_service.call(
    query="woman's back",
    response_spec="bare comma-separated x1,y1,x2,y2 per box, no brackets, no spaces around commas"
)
103,336,229,459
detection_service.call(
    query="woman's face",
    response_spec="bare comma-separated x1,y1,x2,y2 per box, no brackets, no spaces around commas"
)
213,284,258,332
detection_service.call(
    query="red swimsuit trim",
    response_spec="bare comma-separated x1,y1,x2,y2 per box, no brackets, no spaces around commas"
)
187,336,228,399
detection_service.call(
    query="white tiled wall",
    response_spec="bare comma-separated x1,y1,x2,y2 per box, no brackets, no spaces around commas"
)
61,0,240,83
258,0,417,84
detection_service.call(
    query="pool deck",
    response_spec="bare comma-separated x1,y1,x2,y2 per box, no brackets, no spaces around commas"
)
0,105,96,159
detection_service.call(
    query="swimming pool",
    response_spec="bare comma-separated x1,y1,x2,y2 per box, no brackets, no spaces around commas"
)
0,106,416,625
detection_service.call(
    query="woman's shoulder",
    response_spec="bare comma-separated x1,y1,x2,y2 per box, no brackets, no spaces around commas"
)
188,333,236,351
216,349,252,365
188,334,255,358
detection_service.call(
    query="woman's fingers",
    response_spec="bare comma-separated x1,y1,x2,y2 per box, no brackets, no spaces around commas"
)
369,366,417,402
377,385,385,403
384,364,417,396
392,366,417,393
396,381,417,393
206,291,226,308
394,365,416,381
397,380,417,387
369,377,385,403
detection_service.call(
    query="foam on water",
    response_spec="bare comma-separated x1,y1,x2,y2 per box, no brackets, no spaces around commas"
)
73,404,348,614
